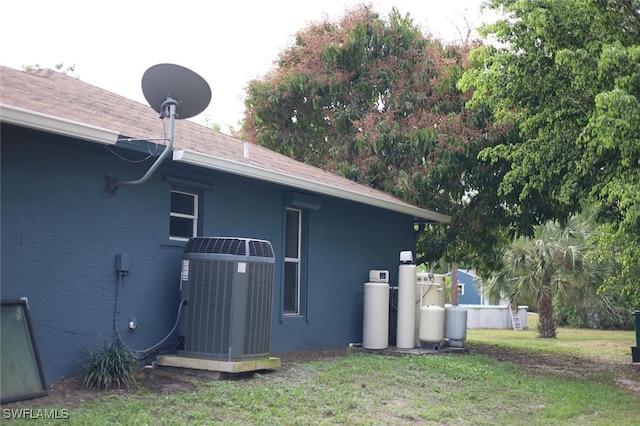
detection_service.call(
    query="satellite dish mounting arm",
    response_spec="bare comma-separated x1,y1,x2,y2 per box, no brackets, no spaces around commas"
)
104,63,211,195
104,97,177,195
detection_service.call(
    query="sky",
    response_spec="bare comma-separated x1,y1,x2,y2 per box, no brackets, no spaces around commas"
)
1,0,497,134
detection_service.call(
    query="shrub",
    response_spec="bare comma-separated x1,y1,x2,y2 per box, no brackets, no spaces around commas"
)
555,290,634,330
80,341,139,390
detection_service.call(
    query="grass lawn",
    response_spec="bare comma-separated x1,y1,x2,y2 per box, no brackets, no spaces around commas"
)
470,314,635,359
3,315,639,425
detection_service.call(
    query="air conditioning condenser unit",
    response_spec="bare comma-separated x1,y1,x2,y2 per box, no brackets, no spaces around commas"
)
178,237,275,362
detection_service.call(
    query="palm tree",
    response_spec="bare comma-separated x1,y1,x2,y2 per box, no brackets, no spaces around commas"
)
484,215,604,338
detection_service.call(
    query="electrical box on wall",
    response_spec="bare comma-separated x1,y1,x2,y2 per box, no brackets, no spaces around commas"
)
115,253,130,276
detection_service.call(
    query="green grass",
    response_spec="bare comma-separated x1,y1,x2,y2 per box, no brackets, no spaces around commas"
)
5,318,639,425
468,313,636,362
48,354,638,425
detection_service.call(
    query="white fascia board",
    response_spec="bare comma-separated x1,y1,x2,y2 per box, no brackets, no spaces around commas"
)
0,104,119,145
173,149,451,224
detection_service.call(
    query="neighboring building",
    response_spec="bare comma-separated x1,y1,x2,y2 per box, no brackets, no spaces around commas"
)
449,269,484,305
449,269,528,330
0,66,450,383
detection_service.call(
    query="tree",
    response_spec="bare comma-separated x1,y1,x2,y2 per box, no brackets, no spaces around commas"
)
555,203,635,329
23,62,78,77
243,4,510,275
484,215,606,338
458,0,640,297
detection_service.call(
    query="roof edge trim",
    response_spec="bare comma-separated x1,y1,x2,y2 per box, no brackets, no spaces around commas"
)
173,149,451,223
0,104,119,145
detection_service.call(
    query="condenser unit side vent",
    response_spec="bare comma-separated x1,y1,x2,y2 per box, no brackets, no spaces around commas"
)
244,262,275,355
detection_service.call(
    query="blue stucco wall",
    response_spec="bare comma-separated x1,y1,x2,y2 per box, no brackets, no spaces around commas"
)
1,126,415,383
272,198,412,352
2,127,184,383
456,270,482,305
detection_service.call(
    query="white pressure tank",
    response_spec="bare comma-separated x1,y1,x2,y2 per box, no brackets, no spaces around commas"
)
444,305,468,346
414,273,446,346
419,305,445,348
362,282,390,349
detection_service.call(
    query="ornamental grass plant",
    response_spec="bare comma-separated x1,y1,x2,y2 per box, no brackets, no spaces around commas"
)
79,341,138,391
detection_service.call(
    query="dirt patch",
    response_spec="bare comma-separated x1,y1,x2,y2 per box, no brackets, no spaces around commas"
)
0,349,349,410
2,346,638,410
467,342,640,393
139,367,199,394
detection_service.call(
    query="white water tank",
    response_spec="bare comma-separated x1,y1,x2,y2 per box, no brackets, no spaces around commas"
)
362,282,389,349
419,305,445,345
396,261,416,349
414,273,446,346
444,305,468,342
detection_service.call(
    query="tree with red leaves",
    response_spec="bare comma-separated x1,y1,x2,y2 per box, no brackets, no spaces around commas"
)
242,5,509,275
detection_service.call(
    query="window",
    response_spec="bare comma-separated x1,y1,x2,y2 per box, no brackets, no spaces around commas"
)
284,208,301,314
457,284,465,296
170,190,198,240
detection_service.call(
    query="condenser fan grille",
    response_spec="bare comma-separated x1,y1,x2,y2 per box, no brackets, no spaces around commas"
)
184,237,246,255
249,240,274,258
184,237,275,259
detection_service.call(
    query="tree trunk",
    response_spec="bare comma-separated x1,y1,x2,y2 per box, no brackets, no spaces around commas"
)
537,280,556,338
451,265,459,306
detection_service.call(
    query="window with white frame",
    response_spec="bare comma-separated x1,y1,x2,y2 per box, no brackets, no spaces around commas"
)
284,208,301,314
170,190,198,240
457,283,465,296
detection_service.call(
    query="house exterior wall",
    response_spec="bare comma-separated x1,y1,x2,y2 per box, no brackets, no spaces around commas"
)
274,198,411,352
455,270,482,305
1,126,414,383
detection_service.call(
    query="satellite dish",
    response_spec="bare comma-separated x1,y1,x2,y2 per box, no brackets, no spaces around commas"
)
141,63,211,119
105,64,211,195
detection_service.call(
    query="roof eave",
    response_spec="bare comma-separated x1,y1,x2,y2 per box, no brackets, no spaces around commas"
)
0,104,119,145
0,104,451,224
173,149,451,224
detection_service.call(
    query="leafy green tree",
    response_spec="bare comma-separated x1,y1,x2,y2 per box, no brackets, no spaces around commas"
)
579,36,640,301
23,62,77,77
458,0,640,297
484,215,607,338
556,204,635,329
243,4,510,275
587,217,640,316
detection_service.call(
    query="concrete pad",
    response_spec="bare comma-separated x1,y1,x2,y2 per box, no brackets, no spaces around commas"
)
156,355,281,374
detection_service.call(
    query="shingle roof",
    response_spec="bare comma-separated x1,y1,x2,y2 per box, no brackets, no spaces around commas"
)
0,65,450,223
